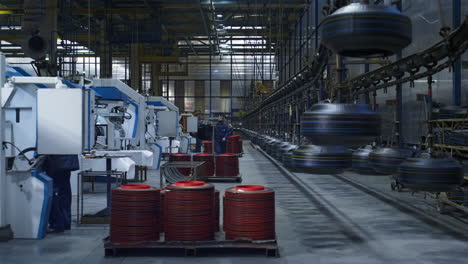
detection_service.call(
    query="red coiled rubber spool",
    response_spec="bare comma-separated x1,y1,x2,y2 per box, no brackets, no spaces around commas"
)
227,135,242,154
169,153,192,176
193,153,215,177
159,190,166,233
110,185,161,243
214,189,220,232
223,185,275,241
164,181,215,241
215,153,239,177
203,141,213,154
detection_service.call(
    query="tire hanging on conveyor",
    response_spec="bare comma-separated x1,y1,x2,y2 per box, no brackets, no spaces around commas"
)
397,157,463,192
447,187,468,206
321,3,412,57
283,147,297,171
264,138,278,155
110,184,160,243
432,105,468,119
278,144,297,164
223,185,275,241
272,141,290,160
352,146,374,173
293,145,352,174
301,104,380,147
164,181,215,241
369,147,414,174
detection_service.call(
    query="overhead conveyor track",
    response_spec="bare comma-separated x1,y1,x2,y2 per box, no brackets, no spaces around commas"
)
242,15,468,134
246,141,468,261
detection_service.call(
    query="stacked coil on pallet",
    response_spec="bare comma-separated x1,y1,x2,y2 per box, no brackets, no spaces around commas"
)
203,141,213,153
216,153,240,177
160,190,165,232
224,185,275,241
227,135,243,154
193,153,215,177
214,189,220,232
169,153,192,176
164,181,215,241
110,184,160,243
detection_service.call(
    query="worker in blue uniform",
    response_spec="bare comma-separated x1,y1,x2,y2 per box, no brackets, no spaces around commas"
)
214,115,230,154
193,111,203,152
44,155,80,233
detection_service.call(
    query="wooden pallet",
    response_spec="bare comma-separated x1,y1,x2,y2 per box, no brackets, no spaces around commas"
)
202,175,243,183
103,237,278,257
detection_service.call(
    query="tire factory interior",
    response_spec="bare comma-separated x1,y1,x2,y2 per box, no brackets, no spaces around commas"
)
0,0,468,263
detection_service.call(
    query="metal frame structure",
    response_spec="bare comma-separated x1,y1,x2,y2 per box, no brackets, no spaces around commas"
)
241,1,468,147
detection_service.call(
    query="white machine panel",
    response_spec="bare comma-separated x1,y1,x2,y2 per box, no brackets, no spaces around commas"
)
157,111,178,137
37,89,83,154
186,116,198,133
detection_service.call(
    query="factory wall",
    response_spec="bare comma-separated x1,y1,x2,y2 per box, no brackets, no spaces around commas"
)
164,55,276,115
355,0,468,144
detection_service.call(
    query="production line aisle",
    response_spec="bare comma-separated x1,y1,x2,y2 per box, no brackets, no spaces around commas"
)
1,141,468,264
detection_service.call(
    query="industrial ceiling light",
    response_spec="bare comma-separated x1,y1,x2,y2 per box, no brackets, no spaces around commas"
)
0,10,14,15
216,14,223,18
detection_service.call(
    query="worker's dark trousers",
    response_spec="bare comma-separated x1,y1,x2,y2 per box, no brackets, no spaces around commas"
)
195,137,202,152
49,178,72,231
215,140,226,154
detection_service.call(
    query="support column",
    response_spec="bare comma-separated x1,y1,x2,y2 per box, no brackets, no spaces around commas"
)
452,0,462,106
45,0,58,76
99,19,112,78
395,1,403,146
130,44,141,91
0,53,12,241
151,64,161,96
0,52,5,229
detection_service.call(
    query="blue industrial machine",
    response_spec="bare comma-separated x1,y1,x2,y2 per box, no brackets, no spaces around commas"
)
0,54,92,239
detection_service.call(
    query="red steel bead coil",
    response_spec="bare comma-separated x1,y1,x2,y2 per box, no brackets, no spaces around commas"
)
214,189,220,232
121,184,152,189
169,153,192,176
227,135,242,154
110,185,161,243
164,181,215,241
193,153,215,177
160,190,165,233
203,141,213,153
223,185,275,241
215,153,239,177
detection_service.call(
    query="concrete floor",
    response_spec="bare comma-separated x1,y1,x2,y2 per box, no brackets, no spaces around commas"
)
1,142,468,264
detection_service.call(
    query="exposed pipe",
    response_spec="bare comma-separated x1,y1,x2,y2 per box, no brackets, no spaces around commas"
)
198,2,213,52
22,0,44,35
184,38,199,58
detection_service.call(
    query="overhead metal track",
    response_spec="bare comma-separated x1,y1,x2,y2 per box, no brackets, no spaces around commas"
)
348,16,468,98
